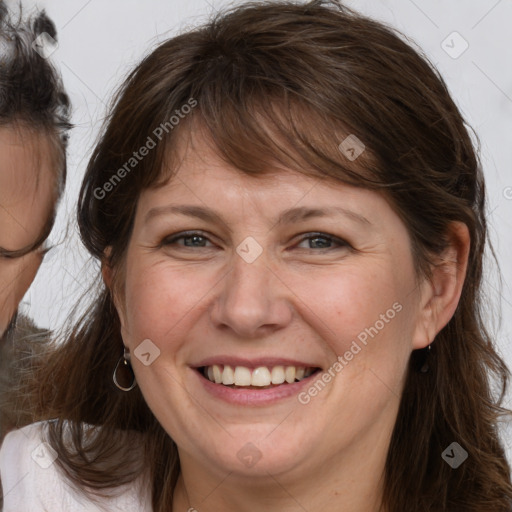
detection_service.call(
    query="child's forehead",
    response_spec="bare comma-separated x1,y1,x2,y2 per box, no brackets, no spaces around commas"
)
0,125,58,245
0,125,57,183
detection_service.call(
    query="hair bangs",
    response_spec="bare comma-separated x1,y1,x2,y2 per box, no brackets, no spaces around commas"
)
160,88,383,193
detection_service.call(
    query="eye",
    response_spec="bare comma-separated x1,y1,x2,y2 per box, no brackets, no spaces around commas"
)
161,231,215,248
294,232,349,251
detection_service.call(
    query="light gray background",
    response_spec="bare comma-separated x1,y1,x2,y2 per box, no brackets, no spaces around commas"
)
11,0,512,458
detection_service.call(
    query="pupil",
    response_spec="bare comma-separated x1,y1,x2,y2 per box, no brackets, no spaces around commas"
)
185,235,205,247
311,237,330,249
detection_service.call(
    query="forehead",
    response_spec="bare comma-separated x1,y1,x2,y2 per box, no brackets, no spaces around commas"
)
0,125,57,251
157,122,338,195
150,128,331,203
137,129,393,233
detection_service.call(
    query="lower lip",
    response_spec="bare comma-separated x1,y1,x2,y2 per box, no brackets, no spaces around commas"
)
193,368,321,406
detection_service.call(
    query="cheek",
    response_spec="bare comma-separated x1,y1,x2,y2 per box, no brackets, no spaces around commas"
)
290,266,413,421
288,263,411,346
121,258,215,346
284,260,417,406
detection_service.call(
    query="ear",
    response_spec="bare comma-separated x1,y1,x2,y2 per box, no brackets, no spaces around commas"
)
101,246,127,332
411,221,470,349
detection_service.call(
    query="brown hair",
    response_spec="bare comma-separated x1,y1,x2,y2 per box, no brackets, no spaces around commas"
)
20,1,511,510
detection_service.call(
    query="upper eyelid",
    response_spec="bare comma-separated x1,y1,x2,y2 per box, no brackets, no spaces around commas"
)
293,233,349,249
0,249,24,259
0,241,51,259
163,230,214,243
159,231,218,250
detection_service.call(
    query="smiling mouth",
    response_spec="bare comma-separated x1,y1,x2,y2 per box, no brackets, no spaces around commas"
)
198,364,322,389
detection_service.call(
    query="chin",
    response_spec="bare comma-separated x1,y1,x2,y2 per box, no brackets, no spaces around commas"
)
200,428,312,478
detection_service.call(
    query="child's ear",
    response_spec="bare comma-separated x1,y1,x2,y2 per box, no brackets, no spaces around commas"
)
412,221,470,349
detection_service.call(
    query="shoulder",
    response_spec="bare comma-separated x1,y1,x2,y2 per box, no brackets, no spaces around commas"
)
0,421,151,511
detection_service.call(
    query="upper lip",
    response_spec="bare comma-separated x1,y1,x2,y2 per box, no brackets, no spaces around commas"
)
191,356,322,370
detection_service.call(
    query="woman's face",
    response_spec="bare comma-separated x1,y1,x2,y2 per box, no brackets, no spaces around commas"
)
115,132,436,483
0,126,56,336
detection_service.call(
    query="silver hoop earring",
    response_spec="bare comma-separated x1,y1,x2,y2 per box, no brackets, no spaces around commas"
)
113,347,137,391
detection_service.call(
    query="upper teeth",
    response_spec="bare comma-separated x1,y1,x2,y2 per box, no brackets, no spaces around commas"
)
205,365,315,387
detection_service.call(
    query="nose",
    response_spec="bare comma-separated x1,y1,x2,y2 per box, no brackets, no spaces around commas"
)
210,250,293,339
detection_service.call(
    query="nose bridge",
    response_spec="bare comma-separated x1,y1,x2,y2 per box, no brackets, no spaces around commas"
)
211,247,292,337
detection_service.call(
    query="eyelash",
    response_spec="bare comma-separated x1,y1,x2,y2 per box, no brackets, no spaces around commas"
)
0,240,52,260
160,231,350,252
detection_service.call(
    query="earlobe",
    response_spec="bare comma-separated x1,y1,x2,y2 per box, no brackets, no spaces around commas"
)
412,221,470,349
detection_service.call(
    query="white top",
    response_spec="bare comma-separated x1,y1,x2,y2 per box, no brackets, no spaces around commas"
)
0,421,152,511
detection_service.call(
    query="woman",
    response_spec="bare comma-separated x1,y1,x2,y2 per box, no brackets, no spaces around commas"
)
1,0,511,510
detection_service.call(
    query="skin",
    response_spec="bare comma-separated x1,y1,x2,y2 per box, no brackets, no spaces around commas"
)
0,125,56,337
106,130,470,512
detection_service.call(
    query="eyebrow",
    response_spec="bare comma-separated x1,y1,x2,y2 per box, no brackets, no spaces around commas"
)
144,204,372,228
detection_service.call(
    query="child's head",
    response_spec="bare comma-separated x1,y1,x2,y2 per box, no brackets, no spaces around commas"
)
0,3,70,335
